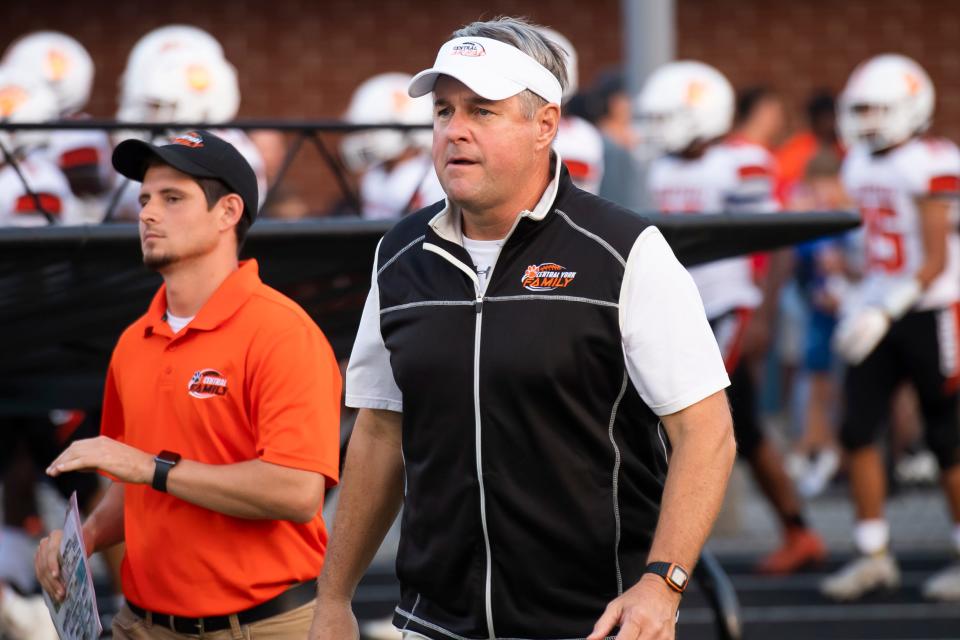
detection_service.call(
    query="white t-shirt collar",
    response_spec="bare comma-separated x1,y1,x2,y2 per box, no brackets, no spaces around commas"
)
429,151,563,246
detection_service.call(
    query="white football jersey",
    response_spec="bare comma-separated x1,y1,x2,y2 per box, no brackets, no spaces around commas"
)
359,152,444,220
842,137,960,310
44,127,115,223
0,153,80,227
553,115,604,194
647,139,779,319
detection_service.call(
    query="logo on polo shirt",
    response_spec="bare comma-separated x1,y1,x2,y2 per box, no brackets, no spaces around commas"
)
451,41,486,57
188,369,228,399
521,263,577,291
172,131,204,148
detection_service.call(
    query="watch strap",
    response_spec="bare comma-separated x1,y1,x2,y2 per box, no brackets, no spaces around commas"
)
151,451,181,493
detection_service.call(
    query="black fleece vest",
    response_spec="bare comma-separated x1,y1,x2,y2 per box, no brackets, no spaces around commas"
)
377,167,669,640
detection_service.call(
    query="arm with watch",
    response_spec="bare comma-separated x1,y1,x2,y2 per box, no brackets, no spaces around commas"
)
588,389,736,640
45,437,325,524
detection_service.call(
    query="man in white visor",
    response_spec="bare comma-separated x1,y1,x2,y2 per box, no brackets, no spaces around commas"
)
312,17,735,640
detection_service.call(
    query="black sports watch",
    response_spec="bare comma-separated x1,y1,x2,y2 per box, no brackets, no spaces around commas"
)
152,450,182,493
644,561,690,593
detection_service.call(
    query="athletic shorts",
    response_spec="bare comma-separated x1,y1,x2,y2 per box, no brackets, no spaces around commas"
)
840,305,960,469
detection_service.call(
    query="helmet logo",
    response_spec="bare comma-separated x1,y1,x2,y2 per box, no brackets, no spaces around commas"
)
186,64,212,92
685,81,706,106
45,50,70,82
391,90,411,114
904,73,921,96
0,85,29,118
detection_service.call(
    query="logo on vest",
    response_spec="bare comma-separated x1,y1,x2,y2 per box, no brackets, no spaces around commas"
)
521,263,577,291
188,369,228,399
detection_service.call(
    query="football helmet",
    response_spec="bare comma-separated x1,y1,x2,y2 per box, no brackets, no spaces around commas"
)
121,47,240,124
118,25,224,122
636,60,734,154
341,72,432,172
837,53,934,151
2,31,94,116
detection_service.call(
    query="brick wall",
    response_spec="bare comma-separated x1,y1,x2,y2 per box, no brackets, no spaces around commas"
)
2,0,958,212
676,0,960,140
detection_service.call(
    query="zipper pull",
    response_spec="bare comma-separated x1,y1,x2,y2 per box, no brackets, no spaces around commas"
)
475,296,483,313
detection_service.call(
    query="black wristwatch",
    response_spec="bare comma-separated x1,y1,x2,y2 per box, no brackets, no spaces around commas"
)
152,450,182,493
644,562,690,593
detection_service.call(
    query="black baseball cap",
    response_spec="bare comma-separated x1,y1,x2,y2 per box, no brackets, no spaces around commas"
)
112,130,259,223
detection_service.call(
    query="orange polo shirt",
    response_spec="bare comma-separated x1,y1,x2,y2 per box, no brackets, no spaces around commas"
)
100,259,341,616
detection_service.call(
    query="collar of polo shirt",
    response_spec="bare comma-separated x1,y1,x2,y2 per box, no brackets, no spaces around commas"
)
408,36,563,105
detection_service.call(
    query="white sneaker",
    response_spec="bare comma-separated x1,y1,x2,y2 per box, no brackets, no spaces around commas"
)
922,562,960,601
798,449,840,498
820,553,900,601
361,615,403,640
785,452,809,482
895,450,938,485
0,585,59,640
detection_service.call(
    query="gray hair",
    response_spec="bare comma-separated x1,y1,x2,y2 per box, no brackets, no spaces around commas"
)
451,17,569,118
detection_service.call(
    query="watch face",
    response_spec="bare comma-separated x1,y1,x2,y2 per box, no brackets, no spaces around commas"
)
156,450,181,464
670,567,688,587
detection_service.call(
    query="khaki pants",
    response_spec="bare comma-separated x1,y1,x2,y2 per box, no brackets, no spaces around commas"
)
111,601,314,639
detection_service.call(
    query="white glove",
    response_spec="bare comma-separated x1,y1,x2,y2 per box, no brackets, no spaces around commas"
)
880,278,922,320
833,306,890,365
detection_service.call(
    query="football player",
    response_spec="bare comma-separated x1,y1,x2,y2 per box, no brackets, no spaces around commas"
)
638,60,826,575
536,27,604,194
0,67,79,227
822,54,960,602
341,72,443,219
3,31,114,221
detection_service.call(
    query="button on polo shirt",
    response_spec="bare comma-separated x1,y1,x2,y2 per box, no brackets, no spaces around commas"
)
101,260,341,616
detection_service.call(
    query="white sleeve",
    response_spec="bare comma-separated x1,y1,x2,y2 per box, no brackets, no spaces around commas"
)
620,227,730,416
902,138,960,196
344,241,404,412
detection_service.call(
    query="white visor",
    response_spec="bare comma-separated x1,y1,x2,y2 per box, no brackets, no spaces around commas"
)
408,36,562,106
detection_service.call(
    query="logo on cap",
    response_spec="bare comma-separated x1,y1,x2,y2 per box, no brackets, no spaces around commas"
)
188,368,228,399
451,41,486,57
522,263,577,291
172,131,204,148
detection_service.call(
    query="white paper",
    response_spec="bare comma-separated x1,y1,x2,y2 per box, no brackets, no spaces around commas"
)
42,492,103,640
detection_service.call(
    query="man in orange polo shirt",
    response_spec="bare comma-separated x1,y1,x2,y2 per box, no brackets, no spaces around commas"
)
33,130,341,638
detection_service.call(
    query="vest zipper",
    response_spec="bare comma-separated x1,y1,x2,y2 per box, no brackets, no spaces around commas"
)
422,241,496,638
474,291,495,639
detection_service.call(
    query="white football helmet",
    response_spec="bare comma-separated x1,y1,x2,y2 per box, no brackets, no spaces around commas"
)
121,48,240,124
536,26,578,102
118,25,224,121
0,67,59,155
341,72,433,172
2,31,94,116
837,54,934,151
636,61,734,154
